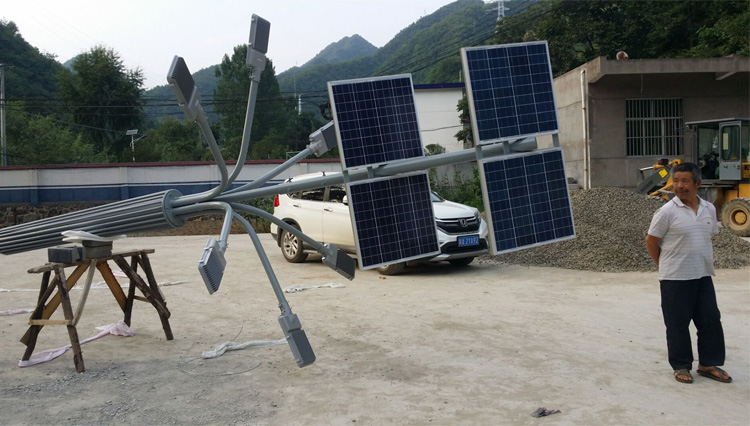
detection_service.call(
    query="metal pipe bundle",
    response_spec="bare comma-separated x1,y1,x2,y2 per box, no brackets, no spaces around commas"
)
0,190,184,255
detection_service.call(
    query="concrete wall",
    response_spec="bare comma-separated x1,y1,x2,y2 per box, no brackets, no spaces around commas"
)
0,160,342,205
538,64,587,186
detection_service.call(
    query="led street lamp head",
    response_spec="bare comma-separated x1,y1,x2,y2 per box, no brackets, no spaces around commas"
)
198,239,226,294
321,243,356,281
248,14,270,54
167,56,202,120
246,14,270,77
308,121,337,157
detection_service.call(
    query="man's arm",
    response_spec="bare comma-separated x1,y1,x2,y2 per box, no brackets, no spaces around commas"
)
645,234,661,266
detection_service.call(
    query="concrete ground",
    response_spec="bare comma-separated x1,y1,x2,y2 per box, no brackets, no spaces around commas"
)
0,234,748,425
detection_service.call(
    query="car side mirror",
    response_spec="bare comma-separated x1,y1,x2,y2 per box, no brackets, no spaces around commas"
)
342,195,348,205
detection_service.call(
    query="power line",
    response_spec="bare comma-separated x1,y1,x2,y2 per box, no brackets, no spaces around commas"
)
45,117,127,134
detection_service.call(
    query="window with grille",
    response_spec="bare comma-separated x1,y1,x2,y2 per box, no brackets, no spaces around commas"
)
626,99,683,156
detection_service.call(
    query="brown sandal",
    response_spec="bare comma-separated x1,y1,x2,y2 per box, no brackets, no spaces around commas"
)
697,366,732,383
674,369,693,383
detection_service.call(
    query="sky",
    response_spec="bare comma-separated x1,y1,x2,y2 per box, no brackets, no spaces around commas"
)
2,0,462,89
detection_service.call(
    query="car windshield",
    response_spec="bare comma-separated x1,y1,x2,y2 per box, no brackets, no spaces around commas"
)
430,192,444,202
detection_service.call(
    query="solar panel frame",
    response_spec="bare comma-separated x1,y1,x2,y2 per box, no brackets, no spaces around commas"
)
479,148,575,255
346,172,440,270
328,74,425,171
461,41,560,145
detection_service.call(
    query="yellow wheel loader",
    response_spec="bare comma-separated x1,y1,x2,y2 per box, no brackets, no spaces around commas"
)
638,118,750,237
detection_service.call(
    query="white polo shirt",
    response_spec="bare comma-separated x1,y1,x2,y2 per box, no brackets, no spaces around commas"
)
647,196,718,280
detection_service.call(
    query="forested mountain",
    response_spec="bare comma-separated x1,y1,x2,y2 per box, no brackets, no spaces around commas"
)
275,34,376,96
374,0,505,81
276,0,521,99
145,34,375,120
62,56,75,69
0,20,64,100
292,34,377,71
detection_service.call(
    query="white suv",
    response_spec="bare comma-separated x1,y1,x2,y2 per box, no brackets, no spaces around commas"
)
270,172,489,275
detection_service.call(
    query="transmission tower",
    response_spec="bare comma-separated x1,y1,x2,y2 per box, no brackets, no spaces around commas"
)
497,0,509,21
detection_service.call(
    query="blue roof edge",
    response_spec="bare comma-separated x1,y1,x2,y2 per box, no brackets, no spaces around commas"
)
413,82,465,90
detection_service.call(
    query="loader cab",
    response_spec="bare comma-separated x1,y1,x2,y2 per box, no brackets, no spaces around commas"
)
687,118,749,181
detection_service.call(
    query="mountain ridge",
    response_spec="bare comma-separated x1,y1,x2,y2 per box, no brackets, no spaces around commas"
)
298,34,377,70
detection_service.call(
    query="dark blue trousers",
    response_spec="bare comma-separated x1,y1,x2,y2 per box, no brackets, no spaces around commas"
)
660,276,725,370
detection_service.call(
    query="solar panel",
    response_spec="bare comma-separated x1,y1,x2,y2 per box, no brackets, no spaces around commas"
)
328,75,425,170
480,148,575,254
462,41,559,144
346,172,440,269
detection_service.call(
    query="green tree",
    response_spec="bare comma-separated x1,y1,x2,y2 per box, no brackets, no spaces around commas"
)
454,95,473,148
687,2,750,57
0,20,63,101
137,118,206,162
5,101,106,165
425,55,464,83
214,47,292,160
250,138,290,160
247,110,326,160
494,0,750,76
425,144,446,156
279,109,327,155
57,46,144,159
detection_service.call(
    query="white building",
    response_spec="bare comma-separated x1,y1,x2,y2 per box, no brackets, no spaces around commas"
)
413,83,466,153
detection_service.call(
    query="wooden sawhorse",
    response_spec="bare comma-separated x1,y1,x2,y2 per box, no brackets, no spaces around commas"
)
21,249,173,372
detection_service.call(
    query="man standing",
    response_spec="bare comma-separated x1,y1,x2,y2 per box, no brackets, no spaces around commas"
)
645,162,732,384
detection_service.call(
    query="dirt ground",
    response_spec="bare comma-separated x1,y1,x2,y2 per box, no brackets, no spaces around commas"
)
0,234,748,425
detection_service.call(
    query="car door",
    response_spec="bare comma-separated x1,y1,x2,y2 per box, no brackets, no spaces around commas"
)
322,184,356,252
718,121,743,181
289,187,325,243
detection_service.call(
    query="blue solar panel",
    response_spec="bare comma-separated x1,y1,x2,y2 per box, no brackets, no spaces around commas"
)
328,75,424,170
480,148,575,254
347,173,439,269
462,41,559,144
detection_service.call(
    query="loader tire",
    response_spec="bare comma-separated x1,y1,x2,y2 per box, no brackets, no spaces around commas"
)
721,197,750,237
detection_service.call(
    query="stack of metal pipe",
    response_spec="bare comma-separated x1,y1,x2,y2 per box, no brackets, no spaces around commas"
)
0,190,184,255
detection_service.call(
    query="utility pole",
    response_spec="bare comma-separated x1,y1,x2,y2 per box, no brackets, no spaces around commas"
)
1,64,7,166
126,129,147,162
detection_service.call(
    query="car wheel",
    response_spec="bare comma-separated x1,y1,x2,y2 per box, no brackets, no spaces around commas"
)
281,226,308,263
377,262,405,275
448,257,474,266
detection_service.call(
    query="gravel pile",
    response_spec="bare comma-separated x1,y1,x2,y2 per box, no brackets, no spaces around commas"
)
479,187,750,272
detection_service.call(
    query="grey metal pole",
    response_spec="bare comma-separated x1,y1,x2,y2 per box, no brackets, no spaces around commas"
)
224,146,313,194
215,142,510,204
232,212,316,367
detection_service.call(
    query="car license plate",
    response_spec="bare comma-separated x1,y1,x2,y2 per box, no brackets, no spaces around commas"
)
457,235,479,247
